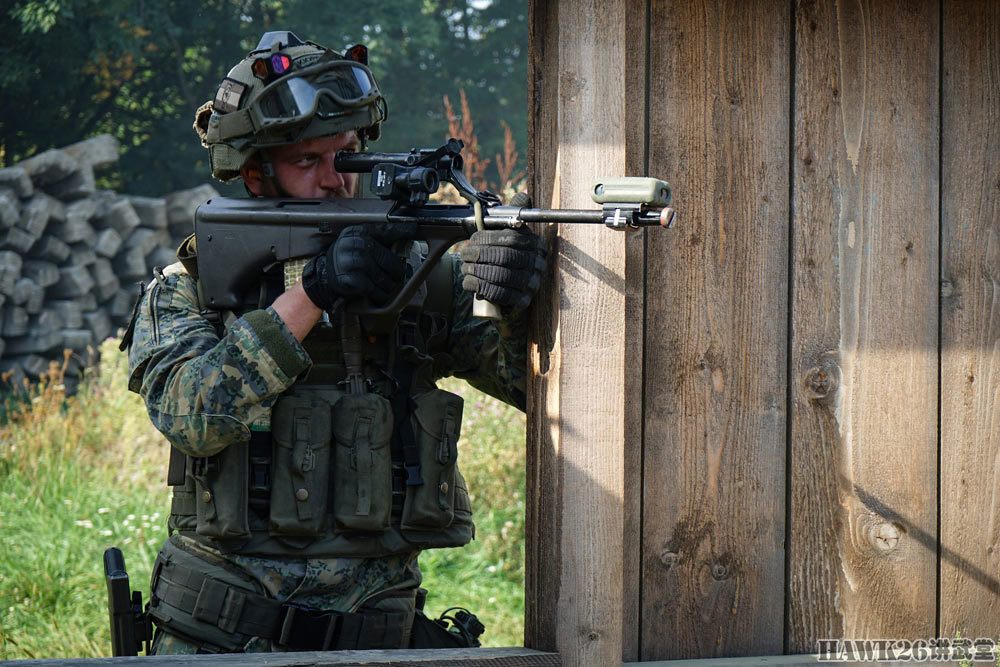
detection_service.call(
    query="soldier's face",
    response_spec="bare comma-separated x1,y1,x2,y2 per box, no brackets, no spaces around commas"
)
244,131,361,198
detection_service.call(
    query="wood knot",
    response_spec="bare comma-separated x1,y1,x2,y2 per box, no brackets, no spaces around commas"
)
870,521,902,552
803,361,840,401
659,550,680,571
711,563,729,580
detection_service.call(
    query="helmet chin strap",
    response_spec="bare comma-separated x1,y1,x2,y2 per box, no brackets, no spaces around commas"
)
245,149,295,198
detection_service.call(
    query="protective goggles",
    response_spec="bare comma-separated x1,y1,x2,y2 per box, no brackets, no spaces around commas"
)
209,58,382,141
251,59,381,126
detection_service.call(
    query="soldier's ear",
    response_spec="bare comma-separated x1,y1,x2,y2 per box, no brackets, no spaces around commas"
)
241,158,264,196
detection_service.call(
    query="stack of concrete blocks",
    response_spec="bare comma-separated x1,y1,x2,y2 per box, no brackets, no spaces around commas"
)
0,134,219,389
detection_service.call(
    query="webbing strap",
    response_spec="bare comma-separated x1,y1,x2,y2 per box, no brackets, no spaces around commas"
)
247,430,272,519
278,606,406,650
291,409,313,522
354,413,375,516
389,359,422,486
155,566,280,638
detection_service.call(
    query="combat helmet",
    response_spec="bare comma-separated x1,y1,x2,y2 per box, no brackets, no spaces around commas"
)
194,31,387,182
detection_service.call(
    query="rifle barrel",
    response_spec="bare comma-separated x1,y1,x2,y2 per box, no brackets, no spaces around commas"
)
517,208,604,224
516,207,669,227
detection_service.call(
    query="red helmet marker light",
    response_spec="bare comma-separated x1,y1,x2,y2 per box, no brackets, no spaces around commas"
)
251,58,268,79
347,44,368,65
271,53,291,75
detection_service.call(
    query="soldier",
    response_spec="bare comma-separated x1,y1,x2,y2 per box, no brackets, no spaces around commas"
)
123,31,545,654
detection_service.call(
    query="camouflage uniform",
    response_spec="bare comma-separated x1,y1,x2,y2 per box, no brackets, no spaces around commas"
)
130,27,543,653
127,254,527,653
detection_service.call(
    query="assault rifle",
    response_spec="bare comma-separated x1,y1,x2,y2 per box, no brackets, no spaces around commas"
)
194,138,674,318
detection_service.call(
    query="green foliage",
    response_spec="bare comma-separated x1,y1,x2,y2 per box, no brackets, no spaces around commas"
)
0,0,284,195
0,342,171,659
1,0,527,197
0,340,526,659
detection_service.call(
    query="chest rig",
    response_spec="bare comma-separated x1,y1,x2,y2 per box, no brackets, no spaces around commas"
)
168,239,474,557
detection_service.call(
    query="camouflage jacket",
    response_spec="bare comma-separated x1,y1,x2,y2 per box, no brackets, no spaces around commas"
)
127,256,528,458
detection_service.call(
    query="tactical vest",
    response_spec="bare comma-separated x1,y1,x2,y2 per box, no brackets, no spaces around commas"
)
166,237,474,557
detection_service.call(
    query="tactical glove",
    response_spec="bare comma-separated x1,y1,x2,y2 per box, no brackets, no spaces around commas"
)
459,227,547,310
302,223,417,310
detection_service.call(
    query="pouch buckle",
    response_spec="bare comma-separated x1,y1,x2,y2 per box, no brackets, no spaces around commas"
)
404,462,424,486
191,457,218,477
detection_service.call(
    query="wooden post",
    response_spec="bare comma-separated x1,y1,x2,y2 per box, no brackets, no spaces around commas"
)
788,0,939,650
525,0,637,665
940,0,1000,638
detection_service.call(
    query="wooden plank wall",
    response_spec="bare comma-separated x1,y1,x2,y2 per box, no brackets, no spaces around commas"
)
525,0,1000,663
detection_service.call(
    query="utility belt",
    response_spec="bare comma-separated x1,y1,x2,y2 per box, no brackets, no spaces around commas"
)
146,535,483,653
169,383,474,557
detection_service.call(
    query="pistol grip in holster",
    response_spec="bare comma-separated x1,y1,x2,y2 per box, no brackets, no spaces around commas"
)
104,547,153,656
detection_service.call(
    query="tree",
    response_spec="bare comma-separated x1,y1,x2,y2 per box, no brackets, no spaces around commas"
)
0,0,527,197
284,0,527,185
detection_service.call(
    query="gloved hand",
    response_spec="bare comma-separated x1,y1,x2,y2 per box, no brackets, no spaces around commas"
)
459,226,547,310
302,223,417,310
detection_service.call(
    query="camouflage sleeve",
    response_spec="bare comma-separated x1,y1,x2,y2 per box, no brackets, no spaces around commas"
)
437,257,528,411
127,264,311,457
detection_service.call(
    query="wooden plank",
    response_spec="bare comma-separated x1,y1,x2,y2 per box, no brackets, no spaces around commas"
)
639,0,790,659
788,0,939,652
628,649,980,666
5,650,951,667
4,648,560,666
939,0,1000,639
525,0,630,665
525,0,561,654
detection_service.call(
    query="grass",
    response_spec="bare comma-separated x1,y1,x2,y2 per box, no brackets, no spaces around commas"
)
0,339,526,659
421,376,526,642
